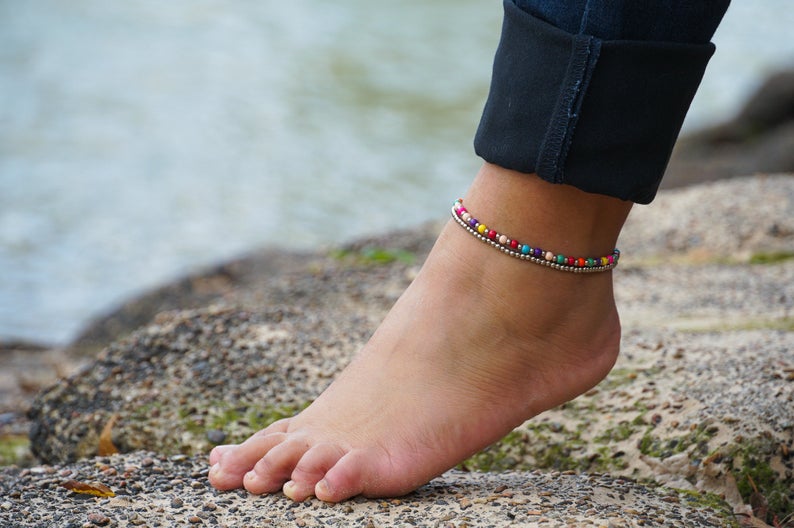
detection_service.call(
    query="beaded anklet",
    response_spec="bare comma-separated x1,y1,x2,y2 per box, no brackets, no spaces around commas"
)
451,199,620,273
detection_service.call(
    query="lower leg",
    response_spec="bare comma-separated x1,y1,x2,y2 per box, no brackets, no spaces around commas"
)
208,163,632,501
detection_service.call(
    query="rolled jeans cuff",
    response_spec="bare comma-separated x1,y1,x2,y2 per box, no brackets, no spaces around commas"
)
474,0,716,204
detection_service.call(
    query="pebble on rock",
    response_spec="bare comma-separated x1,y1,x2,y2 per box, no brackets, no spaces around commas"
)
206,429,227,445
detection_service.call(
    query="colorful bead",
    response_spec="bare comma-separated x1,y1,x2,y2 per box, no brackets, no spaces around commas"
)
451,199,620,273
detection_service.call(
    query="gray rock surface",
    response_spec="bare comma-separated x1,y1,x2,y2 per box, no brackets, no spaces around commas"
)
5,175,794,527
663,69,794,189
622,174,794,263
0,452,736,527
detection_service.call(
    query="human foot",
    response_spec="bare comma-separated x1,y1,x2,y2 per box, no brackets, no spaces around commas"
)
208,164,633,502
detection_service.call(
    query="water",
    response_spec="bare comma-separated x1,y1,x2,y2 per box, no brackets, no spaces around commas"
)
1,1,792,345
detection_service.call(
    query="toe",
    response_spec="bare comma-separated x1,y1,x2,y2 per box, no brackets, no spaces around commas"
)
283,443,346,501
314,450,370,502
208,432,287,490
209,444,236,466
243,438,311,495
282,480,315,502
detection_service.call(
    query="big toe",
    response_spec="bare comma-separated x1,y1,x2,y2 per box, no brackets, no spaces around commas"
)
209,432,287,490
209,444,235,466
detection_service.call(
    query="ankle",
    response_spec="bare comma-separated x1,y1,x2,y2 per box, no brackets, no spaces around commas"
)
462,163,633,257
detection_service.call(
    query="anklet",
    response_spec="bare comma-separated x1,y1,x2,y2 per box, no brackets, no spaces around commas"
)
451,199,620,273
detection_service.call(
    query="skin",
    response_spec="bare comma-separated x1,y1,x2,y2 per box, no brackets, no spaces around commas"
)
208,162,633,502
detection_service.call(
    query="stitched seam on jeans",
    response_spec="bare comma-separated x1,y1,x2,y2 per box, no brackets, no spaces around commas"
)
535,34,594,183
557,38,601,184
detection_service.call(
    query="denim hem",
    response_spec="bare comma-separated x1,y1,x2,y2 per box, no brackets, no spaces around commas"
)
474,0,716,203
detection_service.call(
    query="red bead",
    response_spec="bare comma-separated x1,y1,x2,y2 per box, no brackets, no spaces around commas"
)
487,230,497,240
510,240,519,249
567,257,575,265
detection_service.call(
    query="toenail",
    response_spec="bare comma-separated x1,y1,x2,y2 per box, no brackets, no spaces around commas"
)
316,479,332,497
283,481,296,495
244,470,257,482
209,464,221,479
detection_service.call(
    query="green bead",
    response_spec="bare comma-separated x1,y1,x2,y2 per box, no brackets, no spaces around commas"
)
586,258,595,267
556,254,565,264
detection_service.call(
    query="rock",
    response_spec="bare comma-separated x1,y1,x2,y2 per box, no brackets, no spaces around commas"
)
0,341,90,466
205,429,226,445
64,250,313,359
620,174,794,263
664,69,794,189
0,452,737,527
17,175,794,525
27,306,374,464
471,328,794,518
86,513,110,526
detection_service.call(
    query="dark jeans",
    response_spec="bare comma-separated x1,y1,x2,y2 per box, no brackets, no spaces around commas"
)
474,0,730,203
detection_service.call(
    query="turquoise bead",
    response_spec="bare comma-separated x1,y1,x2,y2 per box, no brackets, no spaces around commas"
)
521,245,530,255
556,254,565,264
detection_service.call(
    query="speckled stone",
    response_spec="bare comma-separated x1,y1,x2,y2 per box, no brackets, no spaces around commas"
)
14,175,794,526
0,452,736,527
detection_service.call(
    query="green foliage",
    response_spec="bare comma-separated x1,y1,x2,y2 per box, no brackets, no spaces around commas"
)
462,422,628,474
330,246,416,265
0,435,30,466
674,488,739,527
729,441,792,524
594,421,636,443
748,251,794,265
638,422,717,459
182,402,311,445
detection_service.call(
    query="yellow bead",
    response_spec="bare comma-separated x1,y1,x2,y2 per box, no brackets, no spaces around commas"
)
601,257,608,266
477,224,487,234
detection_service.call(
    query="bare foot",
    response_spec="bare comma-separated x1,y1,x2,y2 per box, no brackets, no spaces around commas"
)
208,164,633,502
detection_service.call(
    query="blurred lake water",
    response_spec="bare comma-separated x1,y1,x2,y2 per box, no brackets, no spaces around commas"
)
1,0,793,345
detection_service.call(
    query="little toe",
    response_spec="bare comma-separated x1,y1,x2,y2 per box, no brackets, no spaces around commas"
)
243,439,310,495
209,432,287,490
